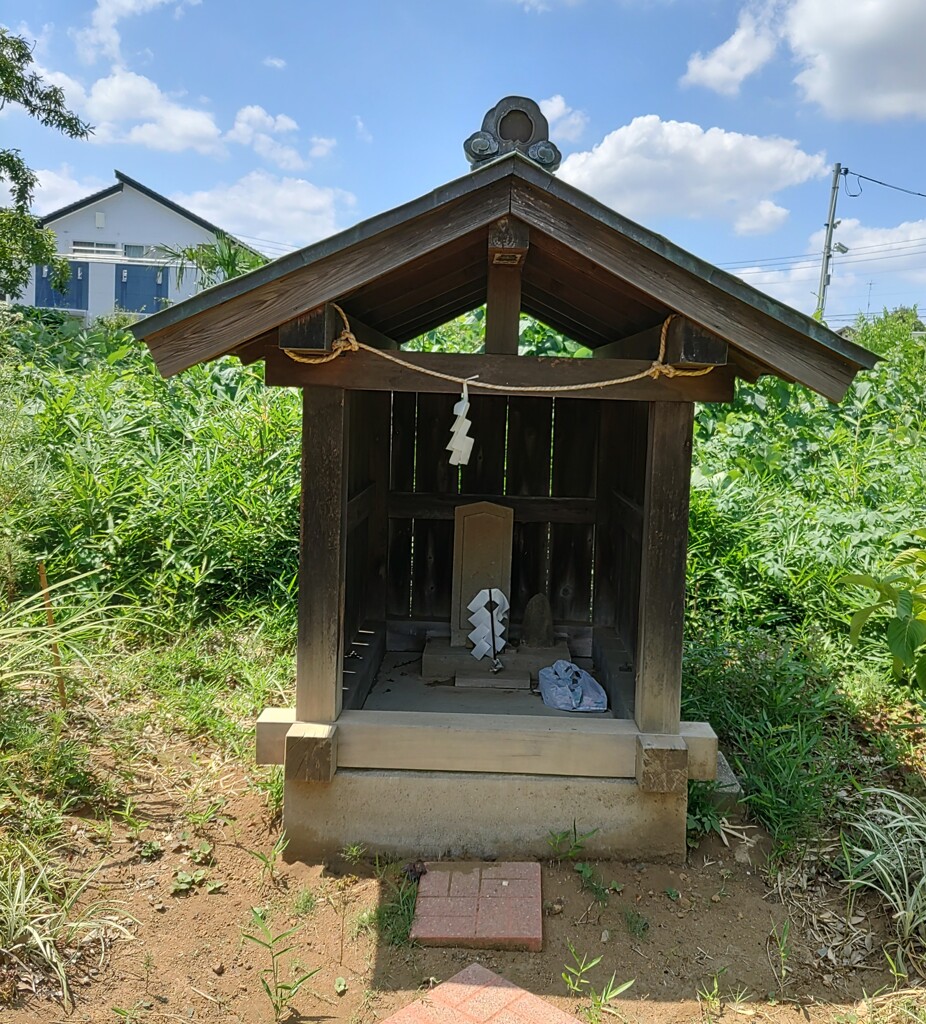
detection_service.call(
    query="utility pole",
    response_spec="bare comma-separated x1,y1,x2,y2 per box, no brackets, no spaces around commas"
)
815,162,843,320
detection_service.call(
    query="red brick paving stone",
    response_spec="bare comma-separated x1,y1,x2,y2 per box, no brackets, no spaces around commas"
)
415,896,478,917
449,870,481,897
480,862,542,880
479,877,537,899
409,913,476,944
381,966,575,1024
411,862,543,952
428,963,500,1008
474,897,543,952
417,867,451,898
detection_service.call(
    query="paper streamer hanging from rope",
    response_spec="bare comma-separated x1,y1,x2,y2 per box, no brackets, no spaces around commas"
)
446,380,474,466
467,588,509,665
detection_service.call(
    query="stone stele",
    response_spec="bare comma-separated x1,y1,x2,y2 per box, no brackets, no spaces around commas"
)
450,501,513,648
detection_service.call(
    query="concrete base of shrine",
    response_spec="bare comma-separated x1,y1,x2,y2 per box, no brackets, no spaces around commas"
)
282,769,687,862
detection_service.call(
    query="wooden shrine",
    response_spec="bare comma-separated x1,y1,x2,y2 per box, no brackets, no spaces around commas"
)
132,97,877,861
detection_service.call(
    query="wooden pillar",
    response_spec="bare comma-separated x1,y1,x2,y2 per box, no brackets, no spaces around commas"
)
296,386,349,723
634,401,694,735
484,217,529,355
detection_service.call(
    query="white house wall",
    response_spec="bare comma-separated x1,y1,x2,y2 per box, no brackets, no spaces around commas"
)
21,182,218,322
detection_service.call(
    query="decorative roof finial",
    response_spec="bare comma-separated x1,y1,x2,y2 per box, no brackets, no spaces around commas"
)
464,96,561,173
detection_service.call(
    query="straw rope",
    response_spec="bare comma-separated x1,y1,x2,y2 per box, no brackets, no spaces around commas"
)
282,304,714,392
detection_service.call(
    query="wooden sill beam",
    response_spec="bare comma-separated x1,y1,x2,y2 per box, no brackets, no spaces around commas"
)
265,348,734,402
279,303,398,353
255,707,719,781
593,317,728,367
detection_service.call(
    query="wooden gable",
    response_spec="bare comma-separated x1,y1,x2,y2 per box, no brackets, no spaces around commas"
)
131,153,877,401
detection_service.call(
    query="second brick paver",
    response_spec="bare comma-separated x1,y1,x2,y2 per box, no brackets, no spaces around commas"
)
381,964,577,1023
410,862,543,951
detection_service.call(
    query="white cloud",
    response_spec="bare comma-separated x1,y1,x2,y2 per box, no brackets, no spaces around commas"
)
82,68,223,154
73,0,199,64
540,94,588,143
734,216,926,315
309,136,336,159
226,105,305,169
171,171,356,250
734,198,789,235
558,115,825,233
681,5,778,96
353,115,372,143
684,0,926,119
785,0,926,119
263,56,286,70
23,166,108,216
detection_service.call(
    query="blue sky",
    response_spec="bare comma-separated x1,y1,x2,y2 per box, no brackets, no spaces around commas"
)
7,0,926,326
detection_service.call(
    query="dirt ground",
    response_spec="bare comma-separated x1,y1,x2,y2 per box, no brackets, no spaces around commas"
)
7,741,902,1024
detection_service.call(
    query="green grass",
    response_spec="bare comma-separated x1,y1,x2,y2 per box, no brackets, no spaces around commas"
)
2,304,926,990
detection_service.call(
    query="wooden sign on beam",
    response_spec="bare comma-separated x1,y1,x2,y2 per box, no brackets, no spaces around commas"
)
485,217,529,356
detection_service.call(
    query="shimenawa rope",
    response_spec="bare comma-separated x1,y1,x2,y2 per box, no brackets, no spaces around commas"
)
282,304,713,392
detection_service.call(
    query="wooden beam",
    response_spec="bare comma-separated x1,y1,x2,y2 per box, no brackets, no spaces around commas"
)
388,492,596,524
296,387,349,723
333,710,718,780
346,482,375,533
634,402,694,734
485,217,529,355
255,705,718,779
594,318,728,367
279,303,399,353
231,330,277,365
146,179,512,376
510,183,861,400
341,623,386,711
265,348,734,402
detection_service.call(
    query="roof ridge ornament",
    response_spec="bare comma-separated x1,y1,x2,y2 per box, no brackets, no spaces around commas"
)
464,96,561,173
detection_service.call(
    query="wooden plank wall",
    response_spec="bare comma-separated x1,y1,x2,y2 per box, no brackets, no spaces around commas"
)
593,401,648,662
342,390,390,709
383,393,646,645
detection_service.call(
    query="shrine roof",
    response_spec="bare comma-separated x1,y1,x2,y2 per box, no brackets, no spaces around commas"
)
131,150,877,401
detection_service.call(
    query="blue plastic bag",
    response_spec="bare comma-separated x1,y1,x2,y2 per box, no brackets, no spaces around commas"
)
538,659,608,712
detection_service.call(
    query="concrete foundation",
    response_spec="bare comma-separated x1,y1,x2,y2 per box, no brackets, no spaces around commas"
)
283,768,687,862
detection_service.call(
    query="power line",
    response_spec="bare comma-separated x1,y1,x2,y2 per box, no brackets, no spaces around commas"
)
845,169,926,201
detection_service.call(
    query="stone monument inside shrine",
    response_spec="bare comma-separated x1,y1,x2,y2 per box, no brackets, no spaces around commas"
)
421,500,568,685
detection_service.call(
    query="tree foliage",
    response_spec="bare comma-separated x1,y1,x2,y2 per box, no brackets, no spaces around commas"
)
0,29,91,297
159,233,268,290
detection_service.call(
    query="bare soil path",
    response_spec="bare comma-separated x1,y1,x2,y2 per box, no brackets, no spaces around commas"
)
6,739,900,1024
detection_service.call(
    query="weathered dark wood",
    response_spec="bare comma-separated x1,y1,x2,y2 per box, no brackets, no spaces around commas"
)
297,387,349,723
346,482,375,532
594,318,728,367
634,402,695,734
280,303,399,353
389,492,596,523
232,330,277,365
510,182,861,400
386,392,416,618
341,623,386,711
550,399,597,623
459,396,507,494
264,348,734,402
279,304,336,352
147,177,512,375
363,391,391,624
485,217,529,355
410,393,458,620
593,403,619,629
506,397,552,620
385,618,592,654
